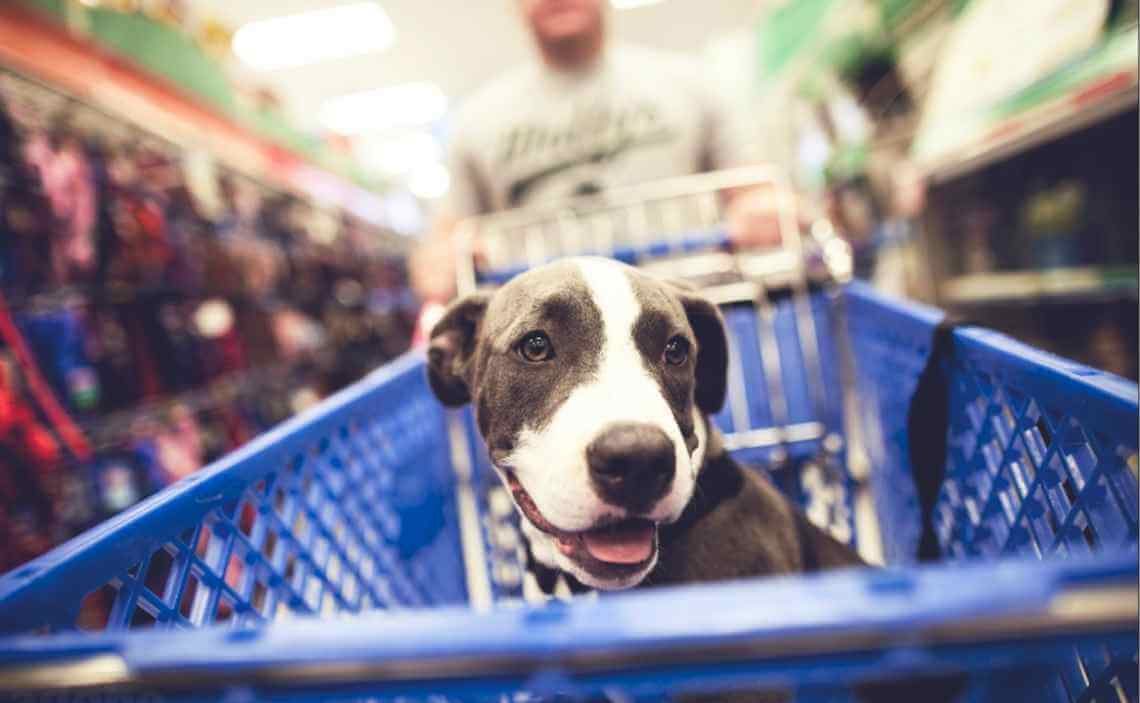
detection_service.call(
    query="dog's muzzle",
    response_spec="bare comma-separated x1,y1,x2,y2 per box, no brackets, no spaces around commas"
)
587,422,676,513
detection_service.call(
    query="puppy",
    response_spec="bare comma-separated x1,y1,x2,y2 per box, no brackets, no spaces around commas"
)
427,257,863,594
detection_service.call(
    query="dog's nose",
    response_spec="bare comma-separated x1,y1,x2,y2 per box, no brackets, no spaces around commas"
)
587,422,675,513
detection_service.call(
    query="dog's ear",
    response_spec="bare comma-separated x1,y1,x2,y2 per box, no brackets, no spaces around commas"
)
427,292,492,407
671,282,729,414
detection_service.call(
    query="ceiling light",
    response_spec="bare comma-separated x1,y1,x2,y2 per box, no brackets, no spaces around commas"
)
232,3,395,71
357,131,443,177
611,0,666,9
408,163,450,200
319,83,448,135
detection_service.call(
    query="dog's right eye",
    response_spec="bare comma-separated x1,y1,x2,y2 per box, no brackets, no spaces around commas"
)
518,332,554,362
664,336,690,366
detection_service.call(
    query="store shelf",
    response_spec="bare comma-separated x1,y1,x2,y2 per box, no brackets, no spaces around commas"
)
0,3,387,222
926,80,1137,184
919,27,1139,184
79,355,326,452
941,266,1139,306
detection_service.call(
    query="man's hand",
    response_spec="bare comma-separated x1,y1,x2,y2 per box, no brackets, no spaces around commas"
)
409,217,461,304
725,183,803,251
409,231,459,348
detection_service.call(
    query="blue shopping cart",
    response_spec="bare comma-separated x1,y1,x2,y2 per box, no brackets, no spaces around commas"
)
0,169,1135,703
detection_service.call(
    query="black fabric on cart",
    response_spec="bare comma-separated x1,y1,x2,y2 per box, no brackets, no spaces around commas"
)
906,316,973,563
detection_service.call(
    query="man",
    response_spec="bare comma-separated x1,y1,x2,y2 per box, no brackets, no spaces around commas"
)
411,0,783,308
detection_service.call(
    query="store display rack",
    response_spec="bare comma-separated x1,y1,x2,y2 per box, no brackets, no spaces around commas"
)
942,265,1140,306
0,64,416,574
78,358,316,454
919,26,1139,184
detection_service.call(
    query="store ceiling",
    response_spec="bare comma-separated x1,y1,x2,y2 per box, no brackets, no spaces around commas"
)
190,0,765,131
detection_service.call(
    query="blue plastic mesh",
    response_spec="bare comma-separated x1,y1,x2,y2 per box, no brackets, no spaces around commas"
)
938,347,1139,703
939,365,1138,561
846,283,1139,703
713,292,855,545
0,357,467,635
845,288,937,565
713,294,844,450
459,406,531,602
0,280,1136,703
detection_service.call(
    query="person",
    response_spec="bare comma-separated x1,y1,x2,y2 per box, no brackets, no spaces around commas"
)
411,0,787,319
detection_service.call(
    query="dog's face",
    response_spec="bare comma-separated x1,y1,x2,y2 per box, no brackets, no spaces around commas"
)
427,257,727,589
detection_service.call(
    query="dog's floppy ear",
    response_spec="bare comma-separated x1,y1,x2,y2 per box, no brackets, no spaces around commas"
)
427,292,492,407
671,282,728,414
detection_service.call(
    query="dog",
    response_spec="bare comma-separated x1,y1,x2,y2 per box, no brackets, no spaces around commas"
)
427,257,864,594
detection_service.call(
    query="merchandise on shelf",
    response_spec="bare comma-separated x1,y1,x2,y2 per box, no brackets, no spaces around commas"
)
0,72,419,573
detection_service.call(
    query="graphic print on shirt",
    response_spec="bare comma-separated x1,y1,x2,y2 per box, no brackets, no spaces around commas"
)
498,100,677,208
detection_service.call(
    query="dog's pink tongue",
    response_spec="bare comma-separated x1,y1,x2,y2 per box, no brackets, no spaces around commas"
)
582,522,654,564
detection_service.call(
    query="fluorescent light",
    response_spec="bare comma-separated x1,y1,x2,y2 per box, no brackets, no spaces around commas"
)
408,163,450,200
357,131,443,177
320,83,448,135
611,0,666,9
232,3,395,71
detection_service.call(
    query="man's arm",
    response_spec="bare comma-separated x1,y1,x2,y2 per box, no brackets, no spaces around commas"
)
697,75,794,251
409,126,489,305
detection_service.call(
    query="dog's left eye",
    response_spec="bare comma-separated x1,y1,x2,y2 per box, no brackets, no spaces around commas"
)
664,336,690,366
518,332,554,362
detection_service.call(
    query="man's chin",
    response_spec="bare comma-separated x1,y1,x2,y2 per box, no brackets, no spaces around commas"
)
535,12,599,44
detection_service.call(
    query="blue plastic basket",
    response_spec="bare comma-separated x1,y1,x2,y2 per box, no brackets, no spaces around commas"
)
0,281,1135,703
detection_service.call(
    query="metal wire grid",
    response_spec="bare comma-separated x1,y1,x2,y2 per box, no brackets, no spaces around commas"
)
453,166,806,292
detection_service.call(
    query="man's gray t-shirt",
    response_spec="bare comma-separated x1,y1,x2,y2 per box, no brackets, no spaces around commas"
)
445,44,752,217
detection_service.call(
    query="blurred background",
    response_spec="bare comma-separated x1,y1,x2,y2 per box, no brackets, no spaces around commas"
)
0,0,1136,572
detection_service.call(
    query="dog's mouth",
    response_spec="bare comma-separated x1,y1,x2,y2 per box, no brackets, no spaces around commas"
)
503,471,658,575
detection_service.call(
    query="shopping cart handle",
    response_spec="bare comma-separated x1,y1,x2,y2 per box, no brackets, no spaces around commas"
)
0,550,1134,697
474,229,733,288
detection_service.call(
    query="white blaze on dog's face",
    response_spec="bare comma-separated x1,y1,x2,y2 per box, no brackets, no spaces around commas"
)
428,257,727,590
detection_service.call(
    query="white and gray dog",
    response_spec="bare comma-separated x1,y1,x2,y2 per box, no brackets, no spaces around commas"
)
428,257,862,594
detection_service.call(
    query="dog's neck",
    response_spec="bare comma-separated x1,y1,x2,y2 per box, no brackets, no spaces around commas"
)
520,414,731,599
